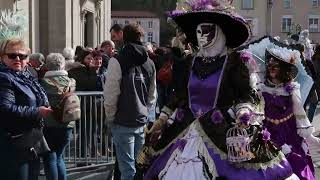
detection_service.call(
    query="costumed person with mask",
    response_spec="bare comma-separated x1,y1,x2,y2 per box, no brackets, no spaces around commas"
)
137,0,298,179
299,29,314,61
259,48,317,180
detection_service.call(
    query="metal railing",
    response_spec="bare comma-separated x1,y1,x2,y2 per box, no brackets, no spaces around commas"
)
64,91,115,170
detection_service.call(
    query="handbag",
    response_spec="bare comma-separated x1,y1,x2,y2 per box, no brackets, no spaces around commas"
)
157,59,173,86
8,128,43,150
7,128,50,159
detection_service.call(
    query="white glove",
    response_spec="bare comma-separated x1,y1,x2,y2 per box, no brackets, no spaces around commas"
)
301,141,309,155
281,144,292,155
297,127,315,138
306,134,320,145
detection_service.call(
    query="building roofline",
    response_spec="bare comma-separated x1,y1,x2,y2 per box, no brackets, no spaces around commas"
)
111,11,159,18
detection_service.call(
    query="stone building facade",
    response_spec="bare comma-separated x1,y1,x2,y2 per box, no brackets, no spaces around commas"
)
233,0,320,43
270,0,320,43
0,0,112,55
111,11,160,46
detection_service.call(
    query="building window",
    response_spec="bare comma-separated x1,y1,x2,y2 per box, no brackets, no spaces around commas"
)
283,0,291,8
282,16,292,32
148,21,153,28
312,0,319,7
309,17,319,32
125,20,129,25
147,32,153,42
241,0,254,9
137,21,141,25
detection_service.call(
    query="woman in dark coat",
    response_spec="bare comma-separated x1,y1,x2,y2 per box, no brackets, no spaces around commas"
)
0,38,51,179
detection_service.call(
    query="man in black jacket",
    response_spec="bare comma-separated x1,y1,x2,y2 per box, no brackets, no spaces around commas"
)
103,24,156,180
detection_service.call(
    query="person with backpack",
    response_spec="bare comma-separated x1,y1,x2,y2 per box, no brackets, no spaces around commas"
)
41,53,78,180
103,23,156,180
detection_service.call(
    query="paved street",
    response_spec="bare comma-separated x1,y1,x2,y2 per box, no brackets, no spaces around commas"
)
310,107,320,178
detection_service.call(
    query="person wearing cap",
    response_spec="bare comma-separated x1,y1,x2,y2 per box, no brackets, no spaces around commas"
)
260,48,317,180
138,0,298,179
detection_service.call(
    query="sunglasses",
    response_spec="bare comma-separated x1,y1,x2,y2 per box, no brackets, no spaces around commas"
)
6,53,28,60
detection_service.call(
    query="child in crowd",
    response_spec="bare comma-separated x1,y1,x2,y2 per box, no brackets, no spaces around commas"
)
260,48,318,180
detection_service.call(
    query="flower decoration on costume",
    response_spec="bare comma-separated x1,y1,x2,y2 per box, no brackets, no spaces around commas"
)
240,51,252,63
284,83,295,94
190,0,217,11
240,51,259,72
168,0,235,17
262,128,271,142
239,112,252,125
176,108,185,122
211,109,224,124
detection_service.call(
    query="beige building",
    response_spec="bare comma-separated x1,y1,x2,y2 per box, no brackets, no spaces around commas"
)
270,0,320,43
233,0,320,43
0,0,112,55
233,0,269,41
111,11,160,46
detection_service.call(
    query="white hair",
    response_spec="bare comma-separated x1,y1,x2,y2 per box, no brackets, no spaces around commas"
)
62,47,75,61
29,53,45,64
46,53,66,71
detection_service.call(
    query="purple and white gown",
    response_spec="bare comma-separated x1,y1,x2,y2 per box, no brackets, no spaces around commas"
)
261,81,316,180
143,56,298,180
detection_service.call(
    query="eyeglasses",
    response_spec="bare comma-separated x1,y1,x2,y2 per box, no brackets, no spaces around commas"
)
6,53,28,60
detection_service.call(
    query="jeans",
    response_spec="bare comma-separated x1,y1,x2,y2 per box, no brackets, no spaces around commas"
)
43,128,73,180
0,135,40,180
112,124,145,180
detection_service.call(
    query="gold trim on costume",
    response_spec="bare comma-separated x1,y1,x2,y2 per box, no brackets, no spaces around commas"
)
295,114,307,120
265,113,293,125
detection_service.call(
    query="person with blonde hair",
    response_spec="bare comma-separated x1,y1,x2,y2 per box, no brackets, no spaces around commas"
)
0,10,51,179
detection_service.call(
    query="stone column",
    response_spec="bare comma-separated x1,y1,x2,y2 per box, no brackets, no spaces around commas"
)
80,10,87,46
95,0,102,45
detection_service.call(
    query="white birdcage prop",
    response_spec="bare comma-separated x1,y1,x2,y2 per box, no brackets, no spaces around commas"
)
226,126,252,163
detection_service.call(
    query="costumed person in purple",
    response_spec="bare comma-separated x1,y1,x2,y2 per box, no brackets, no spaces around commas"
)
260,47,319,180
299,29,314,61
136,0,298,179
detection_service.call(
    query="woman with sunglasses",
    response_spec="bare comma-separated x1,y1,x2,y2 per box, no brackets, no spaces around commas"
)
0,38,53,179
260,48,318,180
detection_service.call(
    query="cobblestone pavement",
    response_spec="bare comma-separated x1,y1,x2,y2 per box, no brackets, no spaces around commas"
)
310,108,320,178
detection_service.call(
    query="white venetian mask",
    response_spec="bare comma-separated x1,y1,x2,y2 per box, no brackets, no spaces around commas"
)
196,23,227,57
196,23,217,49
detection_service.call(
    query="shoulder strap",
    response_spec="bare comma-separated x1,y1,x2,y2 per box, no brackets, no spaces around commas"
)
48,77,70,94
